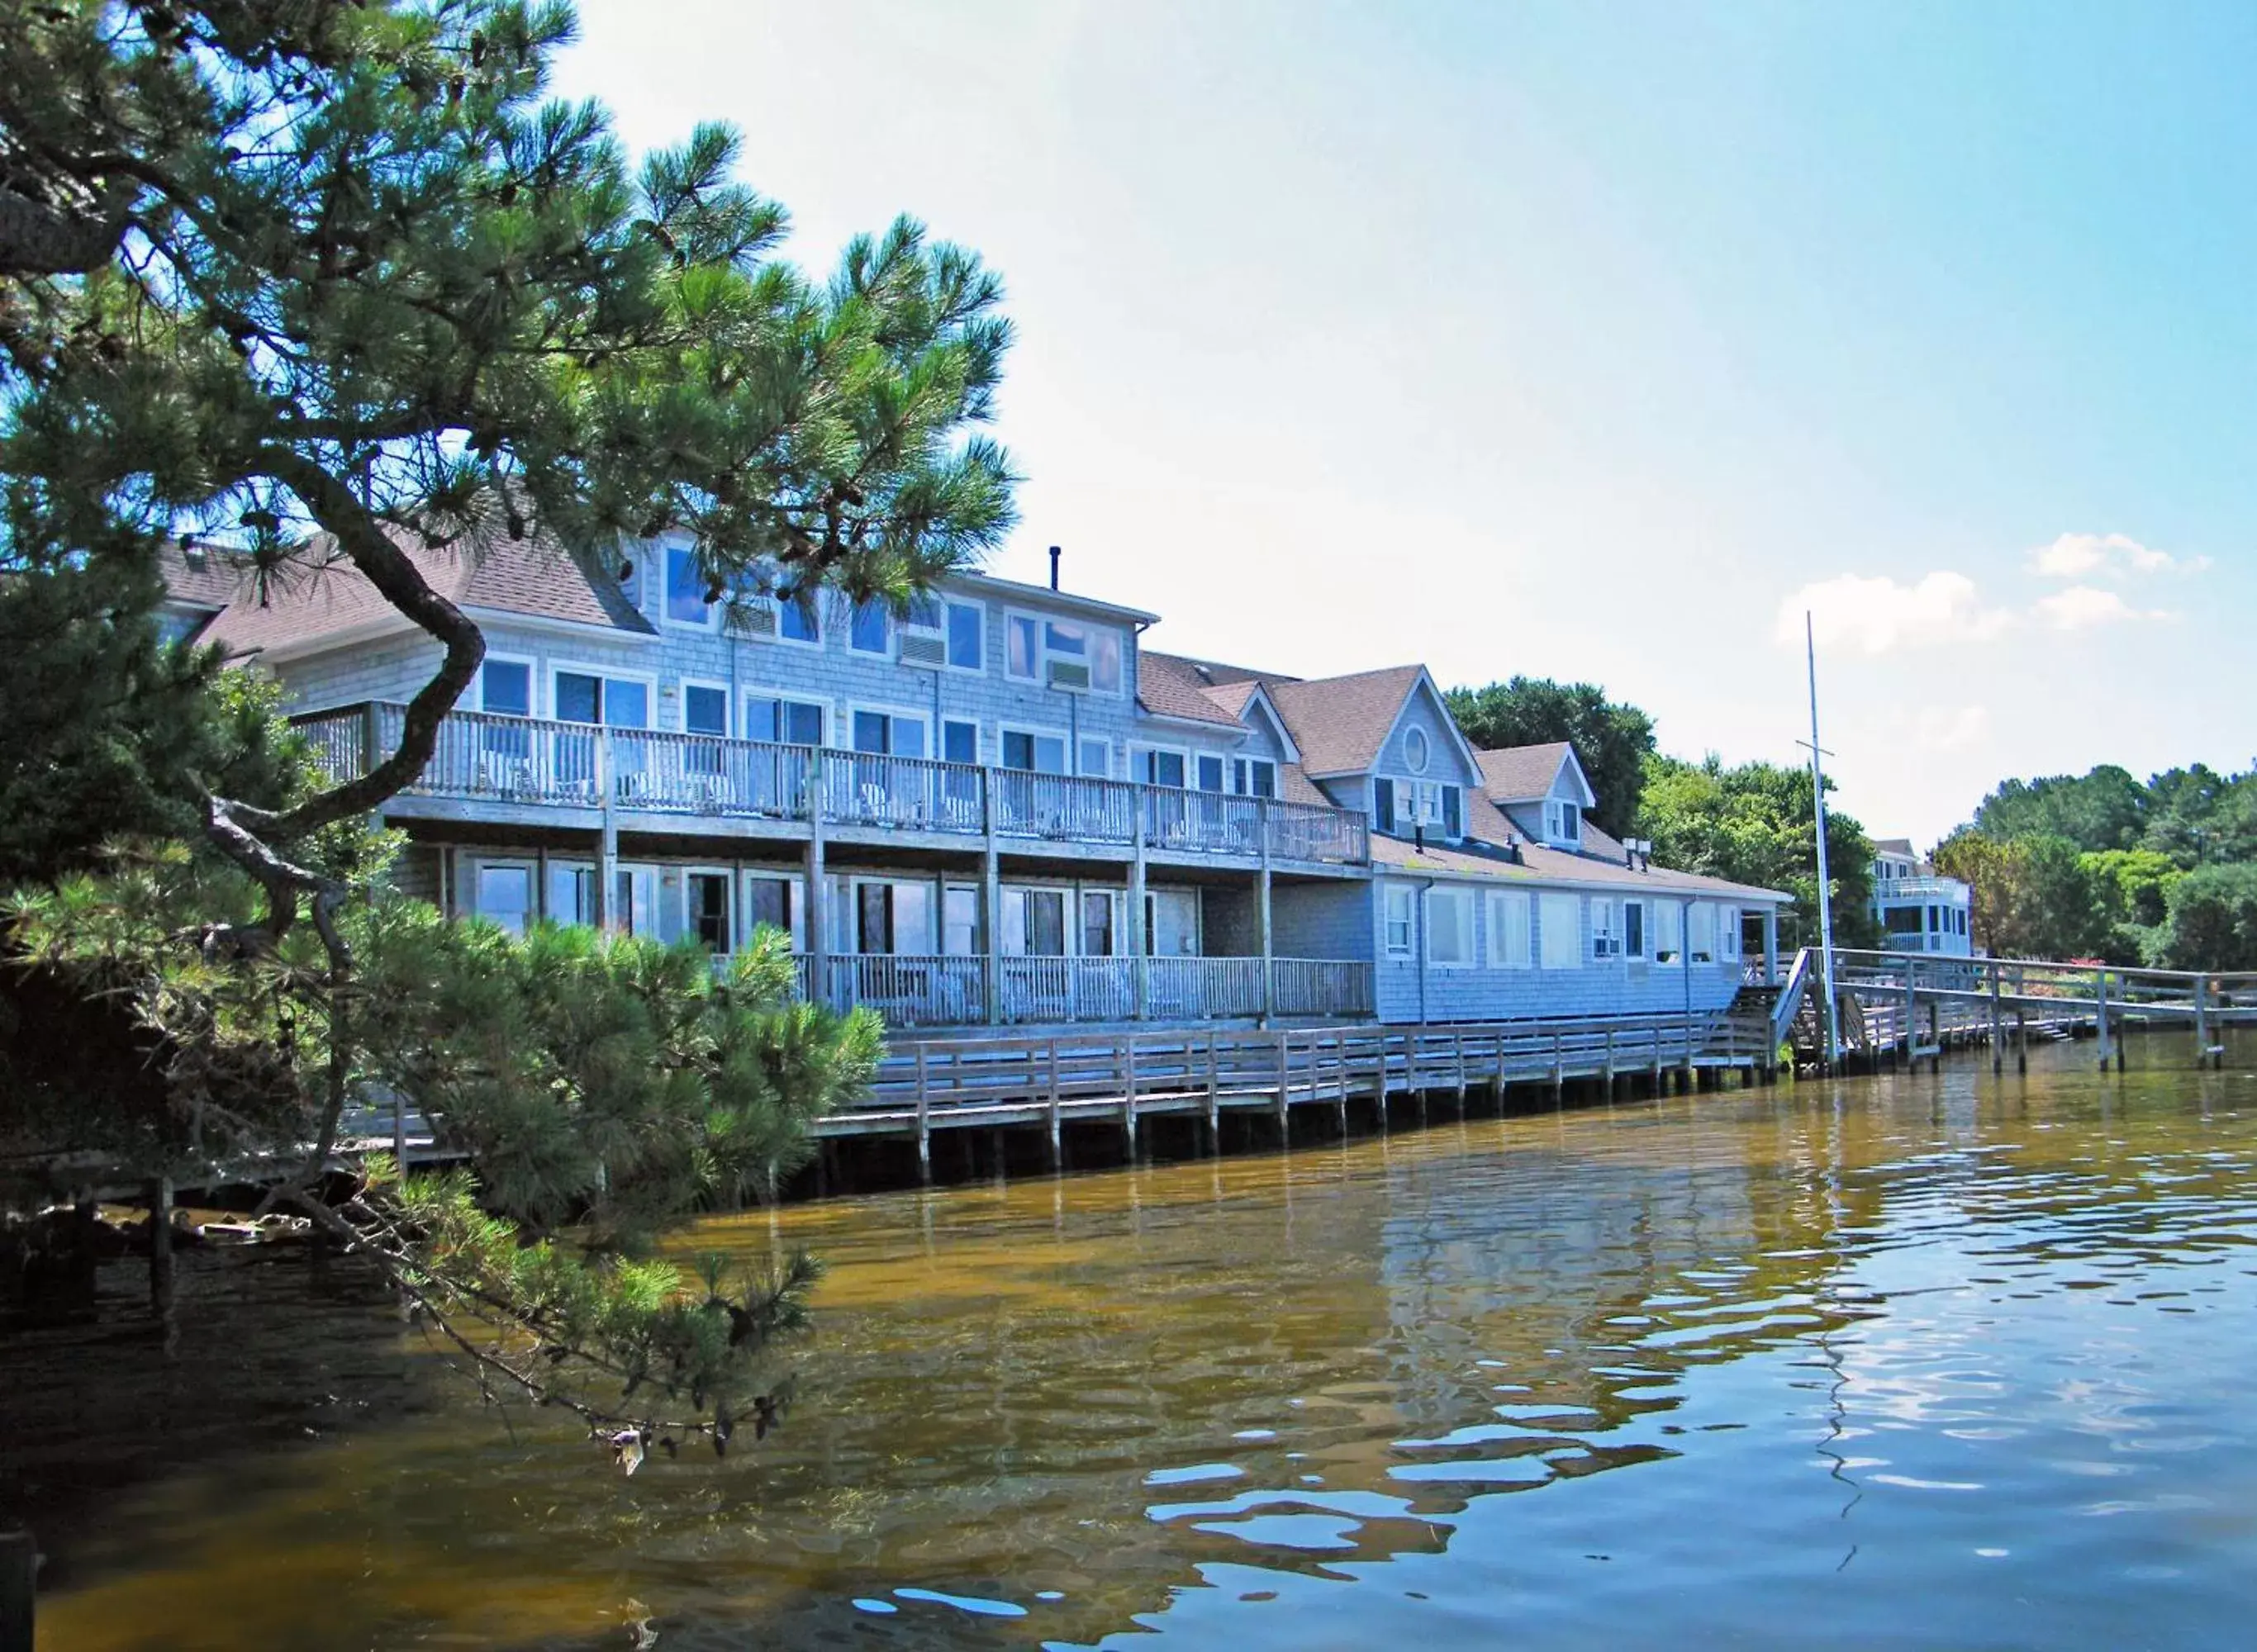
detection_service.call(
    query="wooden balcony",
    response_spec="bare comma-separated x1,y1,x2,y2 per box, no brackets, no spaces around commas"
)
793,953,1374,1029
294,701,1370,865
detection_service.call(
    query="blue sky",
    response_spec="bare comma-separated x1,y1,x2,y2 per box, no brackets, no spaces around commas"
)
554,1,2256,846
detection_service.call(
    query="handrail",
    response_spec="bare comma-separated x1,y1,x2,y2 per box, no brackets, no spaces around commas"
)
1768,947,1814,1051
291,700,1369,864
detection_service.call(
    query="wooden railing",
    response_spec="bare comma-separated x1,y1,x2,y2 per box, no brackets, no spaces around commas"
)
844,1009,1765,1127
294,702,1367,864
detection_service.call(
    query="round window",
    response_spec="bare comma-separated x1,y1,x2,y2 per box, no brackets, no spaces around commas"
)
1404,727,1430,775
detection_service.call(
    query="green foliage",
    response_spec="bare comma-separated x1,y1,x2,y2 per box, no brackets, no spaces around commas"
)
1972,767,2148,852
2152,863,2257,972
1636,754,1879,948
1932,830,2113,961
1444,677,1656,839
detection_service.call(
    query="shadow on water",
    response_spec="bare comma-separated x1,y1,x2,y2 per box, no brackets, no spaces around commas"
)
9,1028,2257,1650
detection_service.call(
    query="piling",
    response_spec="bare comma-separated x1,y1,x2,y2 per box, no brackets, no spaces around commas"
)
0,1526,33,1652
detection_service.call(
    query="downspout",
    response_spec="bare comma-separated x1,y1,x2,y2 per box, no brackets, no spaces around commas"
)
1415,876,1435,1026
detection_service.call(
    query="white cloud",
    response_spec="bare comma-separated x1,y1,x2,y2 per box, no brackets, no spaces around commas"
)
1914,704,1990,752
2026,532,2207,579
2033,584,2168,629
1777,571,2015,656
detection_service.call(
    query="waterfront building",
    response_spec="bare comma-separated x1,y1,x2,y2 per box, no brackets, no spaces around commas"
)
1868,838,1974,957
163,534,1789,1030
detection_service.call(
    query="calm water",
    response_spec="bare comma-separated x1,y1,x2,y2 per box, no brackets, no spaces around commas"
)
12,1035,2257,1650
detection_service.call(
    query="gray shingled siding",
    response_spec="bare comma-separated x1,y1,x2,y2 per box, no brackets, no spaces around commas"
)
1374,679,1481,786
1271,881,1371,959
1371,874,1746,1023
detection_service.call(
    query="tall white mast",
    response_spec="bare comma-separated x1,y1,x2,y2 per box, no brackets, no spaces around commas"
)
1803,611,1841,1069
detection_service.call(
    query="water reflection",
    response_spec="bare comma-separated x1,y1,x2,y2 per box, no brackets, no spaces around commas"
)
12,1035,2257,1650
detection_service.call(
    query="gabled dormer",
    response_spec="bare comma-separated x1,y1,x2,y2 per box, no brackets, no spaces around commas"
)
1264,666,1484,844
1475,742,1598,852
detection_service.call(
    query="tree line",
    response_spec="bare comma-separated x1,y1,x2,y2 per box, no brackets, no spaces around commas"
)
1932,764,2257,971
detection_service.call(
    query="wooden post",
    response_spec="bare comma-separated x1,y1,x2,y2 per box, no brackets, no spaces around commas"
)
1205,1032,1221,1152
1551,1031,1565,1105
805,751,829,1009
0,1526,33,1652
1989,962,2004,1075
1604,1028,1618,1098
2016,1005,2028,1074
2095,967,2112,1070
1257,804,1276,1026
1275,1028,1291,1137
2194,973,2211,1067
1047,1039,1063,1171
1122,1037,1138,1160
1902,965,1917,1070
982,773,1002,1026
915,1046,933,1184
145,1175,174,1318
596,726,619,931
1130,802,1148,1022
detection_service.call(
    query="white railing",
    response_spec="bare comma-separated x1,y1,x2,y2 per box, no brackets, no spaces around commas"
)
775,952,1376,1028
825,955,986,1028
1148,956,1266,1018
1271,957,1375,1018
292,702,1370,864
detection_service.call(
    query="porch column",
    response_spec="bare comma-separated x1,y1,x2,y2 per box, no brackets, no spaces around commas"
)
595,726,618,931
1761,905,1779,987
1129,811,1148,1022
1258,800,1276,1024
982,767,1002,1027
805,750,829,1010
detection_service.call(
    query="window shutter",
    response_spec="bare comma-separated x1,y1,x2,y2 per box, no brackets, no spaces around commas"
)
1374,777,1395,833
1442,786,1461,838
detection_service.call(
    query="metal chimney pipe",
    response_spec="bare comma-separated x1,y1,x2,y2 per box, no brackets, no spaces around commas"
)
1048,544,1061,590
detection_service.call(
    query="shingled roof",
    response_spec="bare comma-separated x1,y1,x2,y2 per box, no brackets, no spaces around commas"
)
175,525,655,658
1475,741,1577,801
1135,650,1260,727
1264,664,1428,777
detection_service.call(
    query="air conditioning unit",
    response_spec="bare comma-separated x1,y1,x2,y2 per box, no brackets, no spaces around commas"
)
734,604,778,638
1594,937,1621,958
1047,658,1091,691
898,630,948,667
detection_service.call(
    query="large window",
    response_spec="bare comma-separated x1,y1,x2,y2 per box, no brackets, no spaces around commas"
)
1487,890,1532,969
777,590,820,644
687,871,732,952
1382,885,1415,957
554,670,649,728
943,885,981,956
1538,893,1580,970
856,880,934,954
1138,748,1187,788
1002,728,1069,775
848,599,890,656
1005,610,1123,692
1081,890,1117,957
1427,887,1473,967
906,595,985,671
1004,887,1068,956
1236,758,1277,799
1196,754,1227,793
745,875,801,947
1078,737,1111,778
1655,900,1682,964
1689,902,1716,964
851,709,928,757
683,682,729,738
663,544,711,627
475,863,534,936
479,658,532,716
745,694,824,746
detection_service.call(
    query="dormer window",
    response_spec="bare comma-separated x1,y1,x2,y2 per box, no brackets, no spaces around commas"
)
616,552,643,610
1404,727,1430,775
663,543,713,627
1545,800,1582,847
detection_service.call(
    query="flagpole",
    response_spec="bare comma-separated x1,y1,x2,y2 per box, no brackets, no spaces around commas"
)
1804,611,1841,1070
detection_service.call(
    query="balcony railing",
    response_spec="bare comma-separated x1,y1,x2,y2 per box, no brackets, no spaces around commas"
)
294,702,1369,865
747,952,1373,1028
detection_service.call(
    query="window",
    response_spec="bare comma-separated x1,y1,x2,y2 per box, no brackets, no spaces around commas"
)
745,695,824,746
683,683,728,738
1078,738,1111,779
851,709,928,757
1004,887,1067,956
1623,899,1647,961
1428,887,1473,966
1196,754,1227,793
1382,885,1415,957
1005,610,1123,692
1717,906,1740,961
1138,749,1187,788
1236,758,1277,799
1487,890,1532,969
1545,799,1582,846
548,862,597,927
1003,729,1069,774
849,599,890,655
777,589,820,644
745,876,801,948
1591,897,1621,960
1538,893,1580,970
615,553,643,610
1409,780,1442,826
475,864,534,936
856,881,934,955
906,596,985,671
554,670,650,728
943,885,981,957
1081,890,1117,957
1689,902,1716,964
1655,900,1682,964
687,871,732,952
942,719,980,766
1373,777,1397,834
663,544,711,626
1404,726,1430,774
479,658,531,716
1442,786,1461,839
